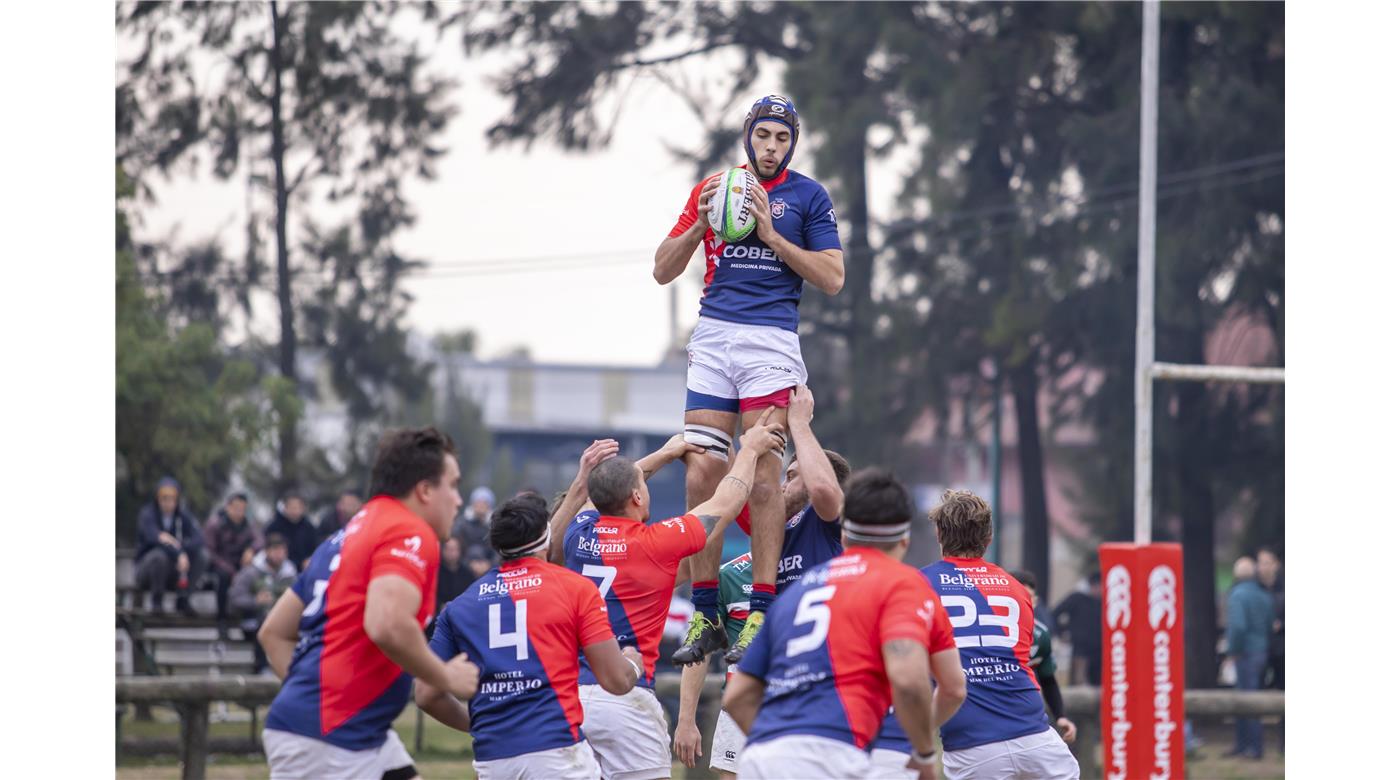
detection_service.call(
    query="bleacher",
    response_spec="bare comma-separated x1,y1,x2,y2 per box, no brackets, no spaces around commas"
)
116,548,259,678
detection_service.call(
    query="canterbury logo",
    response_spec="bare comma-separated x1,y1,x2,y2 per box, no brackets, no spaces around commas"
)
1105,565,1132,629
403,536,422,554
1148,565,1177,630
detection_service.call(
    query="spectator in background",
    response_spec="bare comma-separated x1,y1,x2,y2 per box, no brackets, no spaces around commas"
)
1226,556,1273,760
1052,571,1102,686
135,476,207,616
316,490,362,545
204,492,263,629
1256,547,1284,689
452,486,498,580
231,533,298,674
436,537,475,614
265,491,317,571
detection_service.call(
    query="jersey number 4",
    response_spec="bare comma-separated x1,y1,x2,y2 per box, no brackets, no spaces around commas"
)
942,595,1020,648
786,585,836,657
489,601,530,660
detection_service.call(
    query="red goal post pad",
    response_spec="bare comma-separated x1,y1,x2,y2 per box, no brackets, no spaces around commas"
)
1098,543,1186,780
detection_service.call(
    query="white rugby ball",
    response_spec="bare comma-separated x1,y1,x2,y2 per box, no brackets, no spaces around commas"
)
707,167,760,243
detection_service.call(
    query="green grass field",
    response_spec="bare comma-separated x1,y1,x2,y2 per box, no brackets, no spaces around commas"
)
117,705,1283,779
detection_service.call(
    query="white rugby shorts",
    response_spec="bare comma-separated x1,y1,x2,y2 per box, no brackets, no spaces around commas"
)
709,707,746,773
263,727,413,780
578,684,673,780
736,735,871,779
941,727,1080,780
868,747,920,780
686,316,807,412
473,741,601,780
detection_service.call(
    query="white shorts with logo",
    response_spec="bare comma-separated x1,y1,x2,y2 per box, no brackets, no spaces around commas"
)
263,727,413,780
578,684,672,780
736,735,871,779
868,747,920,780
473,741,601,780
709,707,746,773
941,727,1080,780
686,316,807,410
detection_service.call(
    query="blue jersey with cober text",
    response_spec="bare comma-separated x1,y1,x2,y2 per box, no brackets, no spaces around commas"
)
668,166,842,332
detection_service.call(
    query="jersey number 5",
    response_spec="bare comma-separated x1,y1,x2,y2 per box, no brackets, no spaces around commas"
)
786,585,836,657
942,595,1020,648
489,601,530,660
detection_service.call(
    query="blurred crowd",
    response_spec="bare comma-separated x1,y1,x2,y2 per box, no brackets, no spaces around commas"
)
129,477,535,671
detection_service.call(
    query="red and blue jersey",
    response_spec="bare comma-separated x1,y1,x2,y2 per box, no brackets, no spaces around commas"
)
874,556,1048,754
737,503,844,593
736,548,951,750
668,166,842,332
562,509,707,687
428,558,615,761
265,497,439,751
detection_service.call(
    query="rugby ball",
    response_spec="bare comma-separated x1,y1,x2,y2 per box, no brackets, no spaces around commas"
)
707,167,760,243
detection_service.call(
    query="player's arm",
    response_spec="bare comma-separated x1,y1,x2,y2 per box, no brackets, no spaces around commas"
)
364,575,480,699
689,410,787,534
673,658,708,767
548,438,620,564
786,385,843,521
928,646,967,728
256,588,305,680
413,679,473,732
654,176,721,285
885,638,939,758
748,186,844,295
1038,672,1076,743
581,639,644,696
720,670,765,734
637,433,704,480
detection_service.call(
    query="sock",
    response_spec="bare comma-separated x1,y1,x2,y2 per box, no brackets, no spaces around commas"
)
692,581,720,622
750,583,776,615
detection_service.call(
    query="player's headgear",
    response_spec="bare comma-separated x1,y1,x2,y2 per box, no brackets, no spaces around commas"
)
841,468,914,543
490,496,551,559
743,94,800,180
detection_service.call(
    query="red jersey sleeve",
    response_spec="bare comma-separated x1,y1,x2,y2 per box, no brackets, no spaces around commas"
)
368,522,435,595
574,578,616,647
877,570,939,650
667,178,706,238
641,514,707,566
928,593,956,654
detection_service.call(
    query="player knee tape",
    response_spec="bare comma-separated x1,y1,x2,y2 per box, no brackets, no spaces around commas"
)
684,425,732,461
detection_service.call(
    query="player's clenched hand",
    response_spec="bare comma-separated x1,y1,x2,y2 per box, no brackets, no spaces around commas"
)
739,407,786,456
696,174,723,217
673,718,703,767
621,646,644,673
905,757,939,780
444,653,480,700
579,439,620,474
788,384,815,427
749,182,775,241
1056,716,1077,744
661,433,705,461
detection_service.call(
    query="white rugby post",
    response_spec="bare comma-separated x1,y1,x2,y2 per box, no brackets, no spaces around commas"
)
1133,0,1161,545
1131,0,1284,545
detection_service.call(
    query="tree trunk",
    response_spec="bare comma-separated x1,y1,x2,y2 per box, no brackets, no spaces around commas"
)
1172,336,1220,690
1011,358,1050,593
269,1,296,490
841,134,878,468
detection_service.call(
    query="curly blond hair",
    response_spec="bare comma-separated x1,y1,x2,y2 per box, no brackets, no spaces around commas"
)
929,489,993,558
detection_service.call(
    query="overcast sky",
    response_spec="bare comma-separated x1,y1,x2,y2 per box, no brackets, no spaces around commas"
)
131,25,916,367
